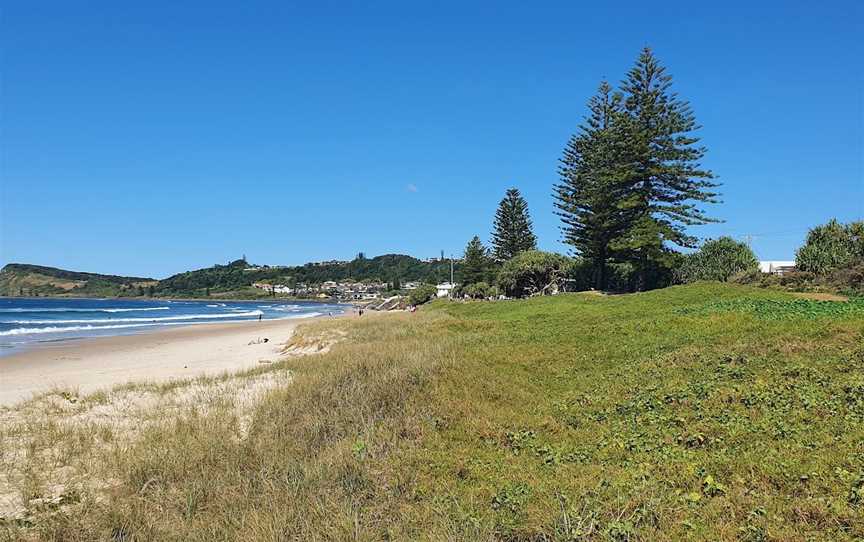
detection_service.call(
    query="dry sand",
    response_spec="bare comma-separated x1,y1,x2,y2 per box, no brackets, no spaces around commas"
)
0,316,331,407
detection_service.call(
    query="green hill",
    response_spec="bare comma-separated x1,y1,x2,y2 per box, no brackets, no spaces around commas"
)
0,263,156,297
1,255,456,298
153,255,455,297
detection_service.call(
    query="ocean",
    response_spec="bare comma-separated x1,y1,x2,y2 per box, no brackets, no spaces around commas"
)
0,297,348,356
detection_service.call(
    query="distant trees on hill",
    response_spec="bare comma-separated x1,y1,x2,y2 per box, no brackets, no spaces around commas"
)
152,255,455,297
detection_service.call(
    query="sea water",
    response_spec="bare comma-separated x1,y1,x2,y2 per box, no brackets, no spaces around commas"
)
0,297,347,355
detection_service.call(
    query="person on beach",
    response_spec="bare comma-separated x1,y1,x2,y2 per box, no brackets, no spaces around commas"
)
258,314,262,322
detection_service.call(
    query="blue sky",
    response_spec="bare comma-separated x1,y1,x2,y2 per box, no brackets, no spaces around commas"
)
1,1,862,278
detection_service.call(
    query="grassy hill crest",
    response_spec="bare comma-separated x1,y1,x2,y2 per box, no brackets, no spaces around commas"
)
0,263,156,297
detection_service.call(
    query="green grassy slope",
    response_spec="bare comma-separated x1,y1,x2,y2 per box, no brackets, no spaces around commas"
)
412,284,864,540
5,283,863,541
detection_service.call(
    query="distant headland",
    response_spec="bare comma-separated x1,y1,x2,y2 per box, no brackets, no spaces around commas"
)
0,254,458,300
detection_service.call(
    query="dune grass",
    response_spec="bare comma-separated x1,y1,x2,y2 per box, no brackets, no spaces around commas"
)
2,283,863,541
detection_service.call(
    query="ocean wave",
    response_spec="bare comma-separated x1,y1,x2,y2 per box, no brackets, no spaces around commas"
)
0,318,265,337
6,310,263,325
0,323,163,336
286,312,323,319
263,305,302,311
0,306,170,313
103,307,170,313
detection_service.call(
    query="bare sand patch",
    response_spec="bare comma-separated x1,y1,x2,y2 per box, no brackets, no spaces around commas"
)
0,316,338,407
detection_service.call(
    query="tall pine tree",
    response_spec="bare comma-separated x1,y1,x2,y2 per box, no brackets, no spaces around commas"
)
615,47,720,290
554,81,636,290
460,236,493,286
491,188,537,262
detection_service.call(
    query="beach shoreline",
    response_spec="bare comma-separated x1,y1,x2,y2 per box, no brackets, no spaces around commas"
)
0,314,342,408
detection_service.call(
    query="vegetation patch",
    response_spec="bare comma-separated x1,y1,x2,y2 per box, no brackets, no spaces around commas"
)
678,296,864,320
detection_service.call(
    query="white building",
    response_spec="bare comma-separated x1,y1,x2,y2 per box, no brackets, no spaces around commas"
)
252,282,294,294
436,282,456,298
759,261,796,275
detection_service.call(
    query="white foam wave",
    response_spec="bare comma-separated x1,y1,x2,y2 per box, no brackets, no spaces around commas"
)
104,307,170,313
7,310,263,325
0,306,170,313
0,323,162,336
266,304,302,311
0,318,266,337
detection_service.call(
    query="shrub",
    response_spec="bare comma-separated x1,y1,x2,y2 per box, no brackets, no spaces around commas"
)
408,283,437,306
796,219,864,274
461,281,499,300
676,237,759,283
496,251,571,298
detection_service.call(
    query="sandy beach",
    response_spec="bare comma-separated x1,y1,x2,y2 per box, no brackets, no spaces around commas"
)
0,316,328,407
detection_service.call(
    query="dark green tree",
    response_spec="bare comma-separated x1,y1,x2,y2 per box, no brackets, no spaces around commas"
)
491,188,537,261
554,81,636,290
614,47,720,289
460,236,493,286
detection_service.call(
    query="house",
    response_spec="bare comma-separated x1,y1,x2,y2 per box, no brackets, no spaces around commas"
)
252,282,294,294
759,261,796,275
436,282,456,298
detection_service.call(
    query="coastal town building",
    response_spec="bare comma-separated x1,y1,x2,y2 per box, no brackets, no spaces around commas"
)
252,279,389,300
252,282,294,294
759,261,796,275
436,282,456,298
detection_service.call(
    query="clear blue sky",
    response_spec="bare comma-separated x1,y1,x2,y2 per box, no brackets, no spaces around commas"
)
1,1,862,278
